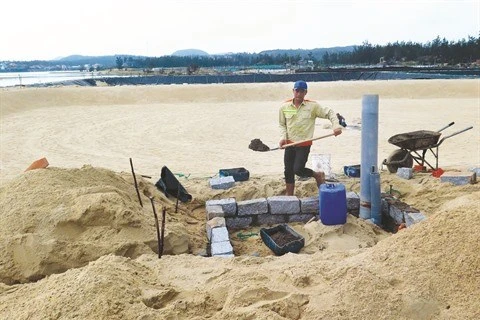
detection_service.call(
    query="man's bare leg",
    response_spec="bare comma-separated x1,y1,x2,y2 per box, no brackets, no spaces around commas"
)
312,171,325,186
285,183,295,196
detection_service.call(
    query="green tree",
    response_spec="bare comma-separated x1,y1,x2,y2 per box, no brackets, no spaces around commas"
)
115,56,123,69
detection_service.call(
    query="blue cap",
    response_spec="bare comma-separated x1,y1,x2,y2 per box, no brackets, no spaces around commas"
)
293,80,307,90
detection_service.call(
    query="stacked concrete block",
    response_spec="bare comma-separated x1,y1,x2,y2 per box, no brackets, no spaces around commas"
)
405,212,426,227
346,192,360,210
209,176,235,189
206,198,237,219
288,213,316,223
211,227,229,242
267,196,300,214
211,241,234,257
210,226,234,257
238,198,268,216
206,217,226,240
257,214,287,226
225,216,253,229
382,195,427,230
440,172,476,185
388,204,406,224
205,205,224,220
397,167,413,180
203,187,433,256
300,197,318,214
346,191,360,217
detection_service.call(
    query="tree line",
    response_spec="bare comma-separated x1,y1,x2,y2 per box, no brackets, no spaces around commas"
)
116,34,479,70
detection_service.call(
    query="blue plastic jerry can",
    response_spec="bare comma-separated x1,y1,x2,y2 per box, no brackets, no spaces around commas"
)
319,183,347,225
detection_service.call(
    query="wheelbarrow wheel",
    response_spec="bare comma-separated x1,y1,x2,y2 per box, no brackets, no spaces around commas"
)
385,149,413,173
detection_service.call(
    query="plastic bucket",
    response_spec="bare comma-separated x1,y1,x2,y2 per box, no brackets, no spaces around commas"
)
319,183,347,225
311,154,331,177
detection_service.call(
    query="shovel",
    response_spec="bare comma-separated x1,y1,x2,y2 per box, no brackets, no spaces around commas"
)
249,133,335,152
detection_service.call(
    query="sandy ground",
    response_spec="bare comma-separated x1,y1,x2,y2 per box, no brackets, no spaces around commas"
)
0,79,479,319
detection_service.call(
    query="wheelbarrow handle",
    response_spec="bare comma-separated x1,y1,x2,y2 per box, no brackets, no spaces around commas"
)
436,126,473,146
437,122,455,133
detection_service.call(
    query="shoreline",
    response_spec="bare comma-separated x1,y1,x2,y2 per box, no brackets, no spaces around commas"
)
1,66,478,88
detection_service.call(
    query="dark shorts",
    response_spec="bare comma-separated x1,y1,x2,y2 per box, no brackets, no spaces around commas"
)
284,146,314,183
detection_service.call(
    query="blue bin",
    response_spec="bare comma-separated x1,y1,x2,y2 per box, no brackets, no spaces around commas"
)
319,183,347,225
219,167,249,181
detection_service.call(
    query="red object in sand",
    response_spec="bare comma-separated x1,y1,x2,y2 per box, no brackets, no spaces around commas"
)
25,157,49,171
413,165,426,172
431,168,445,178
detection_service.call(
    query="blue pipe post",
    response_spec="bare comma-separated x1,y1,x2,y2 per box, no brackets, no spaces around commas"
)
359,95,379,220
370,166,382,225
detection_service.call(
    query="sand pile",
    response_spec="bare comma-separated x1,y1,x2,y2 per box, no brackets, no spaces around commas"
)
0,164,478,319
0,165,194,284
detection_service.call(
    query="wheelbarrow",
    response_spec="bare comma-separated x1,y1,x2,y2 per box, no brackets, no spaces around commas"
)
382,122,473,173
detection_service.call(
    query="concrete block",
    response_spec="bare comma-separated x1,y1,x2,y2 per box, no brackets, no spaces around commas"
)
348,209,359,218
237,198,268,216
440,172,476,185
209,176,235,189
300,197,318,214
211,241,233,256
381,198,390,216
267,196,300,214
206,198,237,216
346,192,360,210
256,214,287,226
288,213,316,223
206,217,226,240
405,212,426,227
211,226,230,243
225,216,253,229
389,205,405,224
397,167,413,179
205,205,224,220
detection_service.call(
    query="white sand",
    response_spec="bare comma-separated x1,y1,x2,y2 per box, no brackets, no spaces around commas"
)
0,79,479,319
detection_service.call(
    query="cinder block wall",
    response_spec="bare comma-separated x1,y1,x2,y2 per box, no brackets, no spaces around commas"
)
206,192,425,232
206,196,318,230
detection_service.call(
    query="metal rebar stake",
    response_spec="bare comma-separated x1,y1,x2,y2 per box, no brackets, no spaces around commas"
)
129,158,143,207
160,207,166,258
149,197,162,259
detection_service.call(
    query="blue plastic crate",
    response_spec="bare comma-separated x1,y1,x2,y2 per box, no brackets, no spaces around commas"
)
344,165,361,178
260,224,305,256
219,167,249,181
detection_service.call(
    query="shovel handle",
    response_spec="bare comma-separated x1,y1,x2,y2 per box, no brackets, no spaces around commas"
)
281,133,336,149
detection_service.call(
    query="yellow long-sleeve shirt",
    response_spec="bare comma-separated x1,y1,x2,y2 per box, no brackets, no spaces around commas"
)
279,99,341,145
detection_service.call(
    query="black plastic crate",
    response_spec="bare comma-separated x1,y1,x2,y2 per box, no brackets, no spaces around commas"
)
219,167,249,181
260,224,305,256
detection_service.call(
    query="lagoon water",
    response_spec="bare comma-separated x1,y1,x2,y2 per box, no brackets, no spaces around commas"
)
0,71,105,87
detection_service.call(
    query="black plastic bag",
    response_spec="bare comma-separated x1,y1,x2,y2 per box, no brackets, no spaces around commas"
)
155,166,192,202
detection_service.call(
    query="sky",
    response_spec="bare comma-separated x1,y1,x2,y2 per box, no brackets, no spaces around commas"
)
1,0,479,61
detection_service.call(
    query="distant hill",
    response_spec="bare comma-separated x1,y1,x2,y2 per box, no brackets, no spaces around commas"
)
53,55,145,66
54,55,119,65
40,46,356,68
260,45,356,60
171,49,210,57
